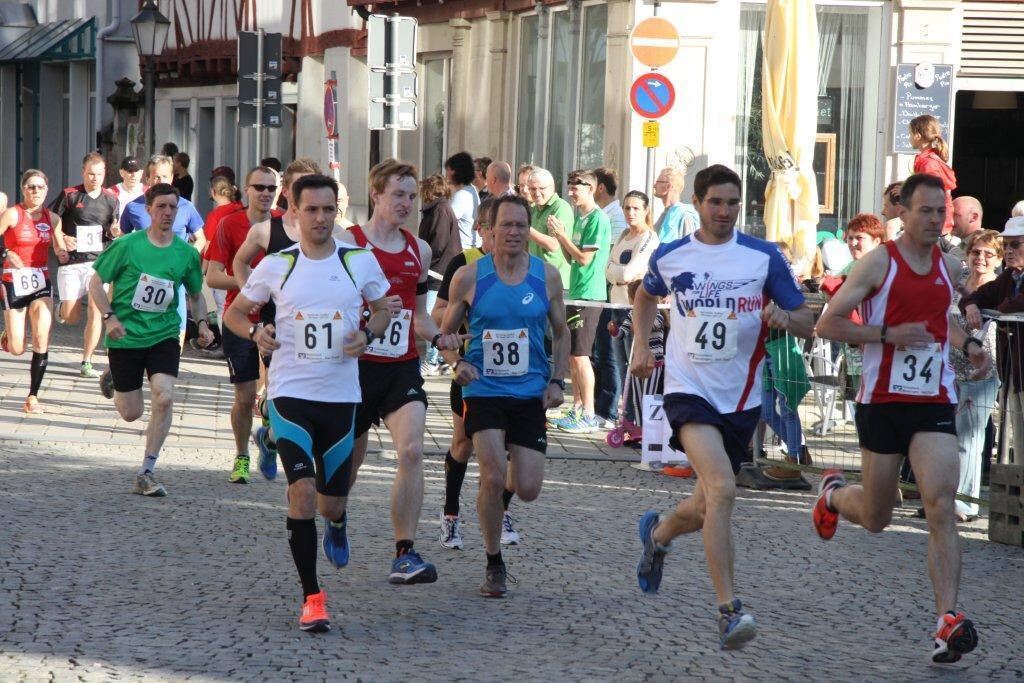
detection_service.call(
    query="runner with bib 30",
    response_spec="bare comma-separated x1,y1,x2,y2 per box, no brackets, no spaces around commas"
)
814,173,990,664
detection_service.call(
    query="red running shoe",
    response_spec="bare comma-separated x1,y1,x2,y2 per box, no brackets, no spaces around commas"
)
932,612,978,663
812,469,847,540
299,590,331,633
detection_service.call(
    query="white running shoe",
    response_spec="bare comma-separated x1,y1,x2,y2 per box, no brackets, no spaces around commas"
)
439,512,464,549
500,511,520,546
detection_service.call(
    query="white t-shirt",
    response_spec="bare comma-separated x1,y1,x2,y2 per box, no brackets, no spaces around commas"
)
240,239,390,403
643,231,804,414
451,184,480,249
112,183,145,221
603,199,628,242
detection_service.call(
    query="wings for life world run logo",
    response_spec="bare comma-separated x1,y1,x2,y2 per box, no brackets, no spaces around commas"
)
669,271,761,314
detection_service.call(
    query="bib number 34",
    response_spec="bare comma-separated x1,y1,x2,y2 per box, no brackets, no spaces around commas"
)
889,343,943,397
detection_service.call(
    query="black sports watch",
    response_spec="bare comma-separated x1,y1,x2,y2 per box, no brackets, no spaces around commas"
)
102,311,116,321
962,337,983,354
549,378,566,391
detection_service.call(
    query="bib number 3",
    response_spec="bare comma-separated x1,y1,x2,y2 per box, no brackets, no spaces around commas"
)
483,328,529,377
683,308,738,362
889,343,943,397
366,309,411,358
131,273,174,313
295,310,343,362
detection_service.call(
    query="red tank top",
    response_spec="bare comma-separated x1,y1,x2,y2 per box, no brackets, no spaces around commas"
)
3,205,54,281
350,225,423,363
857,241,956,405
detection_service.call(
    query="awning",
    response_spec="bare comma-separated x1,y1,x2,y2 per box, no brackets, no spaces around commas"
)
0,17,95,63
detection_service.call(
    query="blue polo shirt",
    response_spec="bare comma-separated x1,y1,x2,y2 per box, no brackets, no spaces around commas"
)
120,195,204,240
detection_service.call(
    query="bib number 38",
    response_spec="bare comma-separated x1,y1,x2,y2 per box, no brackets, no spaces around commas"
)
683,308,738,362
888,343,942,397
483,328,529,377
131,273,174,313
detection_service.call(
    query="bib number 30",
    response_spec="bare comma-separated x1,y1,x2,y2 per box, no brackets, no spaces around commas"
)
888,343,942,397
131,273,174,313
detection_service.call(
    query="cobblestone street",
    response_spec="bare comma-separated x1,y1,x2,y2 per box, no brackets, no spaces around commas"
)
0,325,1022,681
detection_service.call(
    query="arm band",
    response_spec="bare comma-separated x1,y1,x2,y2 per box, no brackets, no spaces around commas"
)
416,280,429,295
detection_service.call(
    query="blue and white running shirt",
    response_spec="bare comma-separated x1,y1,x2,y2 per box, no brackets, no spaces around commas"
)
642,231,804,414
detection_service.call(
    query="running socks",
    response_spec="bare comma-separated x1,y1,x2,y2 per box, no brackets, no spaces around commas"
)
330,511,346,528
502,488,514,511
396,539,414,558
28,351,47,397
139,453,159,475
444,451,467,516
287,517,320,597
487,551,503,567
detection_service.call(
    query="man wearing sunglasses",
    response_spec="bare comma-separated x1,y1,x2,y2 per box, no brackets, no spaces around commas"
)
204,165,283,484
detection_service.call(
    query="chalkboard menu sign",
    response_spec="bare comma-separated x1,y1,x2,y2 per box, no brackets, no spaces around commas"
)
892,63,953,154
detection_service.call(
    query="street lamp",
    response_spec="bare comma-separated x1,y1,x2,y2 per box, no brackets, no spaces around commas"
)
130,0,171,158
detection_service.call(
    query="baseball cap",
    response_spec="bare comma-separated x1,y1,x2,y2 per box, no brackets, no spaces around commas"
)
120,156,141,172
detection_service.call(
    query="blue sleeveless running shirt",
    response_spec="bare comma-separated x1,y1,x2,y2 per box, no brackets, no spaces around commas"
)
464,254,550,399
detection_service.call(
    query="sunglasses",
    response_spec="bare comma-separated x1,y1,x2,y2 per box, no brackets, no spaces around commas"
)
249,184,277,193
567,180,592,188
1008,240,1024,250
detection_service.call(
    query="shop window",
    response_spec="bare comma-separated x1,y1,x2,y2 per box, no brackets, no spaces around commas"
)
421,56,451,176
736,2,882,236
515,2,608,186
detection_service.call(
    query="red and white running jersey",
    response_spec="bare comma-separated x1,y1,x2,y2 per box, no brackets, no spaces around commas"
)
857,241,956,405
2,205,54,281
349,225,422,363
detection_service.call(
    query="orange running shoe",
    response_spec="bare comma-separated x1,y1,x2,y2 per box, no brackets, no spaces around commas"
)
299,590,330,633
812,469,846,540
933,612,978,663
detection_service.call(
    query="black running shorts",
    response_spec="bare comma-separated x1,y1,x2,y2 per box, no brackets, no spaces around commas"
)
355,357,428,437
221,326,260,384
107,337,181,393
567,303,601,357
1,279,52,311
268,397,357,496
854,402,957,456
463,396,548,454
662,392,760,474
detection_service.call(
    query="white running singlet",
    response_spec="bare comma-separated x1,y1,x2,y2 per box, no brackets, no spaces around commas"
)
643,231,804,414
240,239,389,402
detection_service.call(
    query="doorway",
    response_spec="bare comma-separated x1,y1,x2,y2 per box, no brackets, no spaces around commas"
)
952,90,1024,230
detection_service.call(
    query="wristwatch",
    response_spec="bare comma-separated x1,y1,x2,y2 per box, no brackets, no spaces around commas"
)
431,333,443,349
549,378,566,391
962,337,983,354
248,323,263,340
102,311,116,321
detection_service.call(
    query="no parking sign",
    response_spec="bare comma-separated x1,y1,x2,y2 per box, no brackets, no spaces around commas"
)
629,72,675,120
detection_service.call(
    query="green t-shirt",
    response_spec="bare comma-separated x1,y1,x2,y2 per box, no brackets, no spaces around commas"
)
92,230,204,348
529,193,573,289
569,208,611,301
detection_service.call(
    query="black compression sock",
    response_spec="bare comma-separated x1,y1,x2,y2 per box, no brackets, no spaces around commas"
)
29,351,48,397
396,539,414,558
502,488,514,511
444,451,468,516
286,518,320,597
487,551,504,567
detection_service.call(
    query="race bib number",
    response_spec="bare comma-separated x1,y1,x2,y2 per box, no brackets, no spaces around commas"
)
77,224,103,253
294,310,343,363
12,267,44,297
131,273,175,312
483,328,529,377
683,308,738,362
367,308,411,358
889,343,942,397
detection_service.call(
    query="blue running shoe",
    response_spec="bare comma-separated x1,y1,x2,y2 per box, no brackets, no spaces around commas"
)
560,412,600,434
388,550,438,585
252,426,278,480
323,519,350,568
637,511,670,593
718,598,757,650
547,407,579,430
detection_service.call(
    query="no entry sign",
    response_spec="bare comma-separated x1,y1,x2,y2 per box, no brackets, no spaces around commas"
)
629,72,675,120
629,17,680,69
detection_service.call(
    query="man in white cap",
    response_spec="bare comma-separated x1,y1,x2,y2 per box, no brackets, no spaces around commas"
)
961,214,1024,467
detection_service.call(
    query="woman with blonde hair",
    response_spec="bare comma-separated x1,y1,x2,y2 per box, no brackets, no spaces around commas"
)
909,114,956,234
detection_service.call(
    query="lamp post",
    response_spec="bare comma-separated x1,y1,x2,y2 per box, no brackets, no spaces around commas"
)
130,0,171,158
